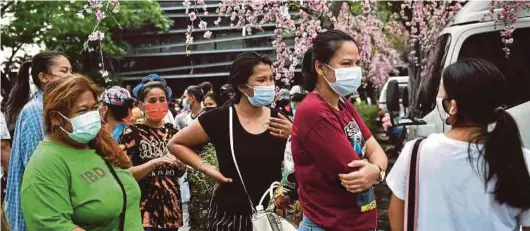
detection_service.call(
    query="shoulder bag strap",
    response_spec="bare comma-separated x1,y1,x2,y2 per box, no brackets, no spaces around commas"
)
105,162,127,231
229,106,257,214
405,139,424,231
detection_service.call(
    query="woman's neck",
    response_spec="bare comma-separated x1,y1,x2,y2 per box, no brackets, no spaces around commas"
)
49,134,89,150
314,82,340,110
446,125,486,143
236,97,264,118
105,116,121,130
143,118,165,128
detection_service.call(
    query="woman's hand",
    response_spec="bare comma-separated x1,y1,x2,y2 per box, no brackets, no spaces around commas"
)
338,159,381,193
268,113,292,139
149,155,179,168
201,164,233,184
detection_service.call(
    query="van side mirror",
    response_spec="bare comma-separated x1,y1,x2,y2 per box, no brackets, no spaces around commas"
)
386,80,400,112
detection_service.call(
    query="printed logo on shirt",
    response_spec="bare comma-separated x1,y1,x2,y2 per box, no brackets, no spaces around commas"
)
139,139,168,159
343,120,376,212
148,168,178,177
81,167,107,184
343,120,366,158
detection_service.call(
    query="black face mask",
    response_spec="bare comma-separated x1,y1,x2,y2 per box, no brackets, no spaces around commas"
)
205,106,216,112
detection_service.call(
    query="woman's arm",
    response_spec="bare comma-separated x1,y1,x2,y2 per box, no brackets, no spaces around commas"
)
338,137,388,193
129,156,176,180
168,120,231,183
389,194,405,231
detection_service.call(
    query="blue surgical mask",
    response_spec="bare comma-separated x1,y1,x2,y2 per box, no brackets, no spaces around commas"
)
291,103,297,116
324,64,362,97
245,84,275,107
59,110,102,143
182,99,191,110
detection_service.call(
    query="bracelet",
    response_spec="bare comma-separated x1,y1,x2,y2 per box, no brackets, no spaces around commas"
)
197,161,208,172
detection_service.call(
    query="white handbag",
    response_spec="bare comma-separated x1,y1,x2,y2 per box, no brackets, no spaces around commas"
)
229,106,298,231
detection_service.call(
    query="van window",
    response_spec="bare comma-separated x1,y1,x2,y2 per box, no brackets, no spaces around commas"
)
414,34,452,117
458,27,530,108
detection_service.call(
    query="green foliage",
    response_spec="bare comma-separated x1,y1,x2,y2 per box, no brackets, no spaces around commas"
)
188,143,218,231
1,0,171,86
355,101,379,133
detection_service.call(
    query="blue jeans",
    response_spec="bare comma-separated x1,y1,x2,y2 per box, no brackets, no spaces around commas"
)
298,215,326,231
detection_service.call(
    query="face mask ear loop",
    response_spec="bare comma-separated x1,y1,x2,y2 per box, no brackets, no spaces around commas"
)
57,112,73,135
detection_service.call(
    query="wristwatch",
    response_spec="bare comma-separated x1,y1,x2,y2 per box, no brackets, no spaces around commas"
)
377,165,386,182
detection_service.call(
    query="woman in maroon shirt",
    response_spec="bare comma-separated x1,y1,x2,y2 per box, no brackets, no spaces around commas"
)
292,30,388,231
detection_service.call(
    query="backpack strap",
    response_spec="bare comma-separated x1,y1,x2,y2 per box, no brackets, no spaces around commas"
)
405,139,424,231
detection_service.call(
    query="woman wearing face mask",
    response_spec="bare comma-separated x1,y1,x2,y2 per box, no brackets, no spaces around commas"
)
119,74,186,231
99,86,135,142
20,75,142,231
168,52,292,231
387,59,530,231
292,30,388,231
203,93,218,110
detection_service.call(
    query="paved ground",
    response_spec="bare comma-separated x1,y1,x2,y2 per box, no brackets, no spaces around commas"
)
374,128,399,231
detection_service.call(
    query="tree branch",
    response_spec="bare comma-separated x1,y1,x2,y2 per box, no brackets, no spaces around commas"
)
1,1,14,16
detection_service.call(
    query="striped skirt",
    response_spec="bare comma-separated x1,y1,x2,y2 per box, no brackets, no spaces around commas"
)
206,199,253,231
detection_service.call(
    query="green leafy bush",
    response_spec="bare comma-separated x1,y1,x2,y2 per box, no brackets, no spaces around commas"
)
188,143,218,231
354,102,379,133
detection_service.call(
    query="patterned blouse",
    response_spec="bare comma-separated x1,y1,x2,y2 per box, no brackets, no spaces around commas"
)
119,123,185,229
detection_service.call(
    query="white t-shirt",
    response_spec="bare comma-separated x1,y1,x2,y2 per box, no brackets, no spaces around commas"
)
386,133,530,231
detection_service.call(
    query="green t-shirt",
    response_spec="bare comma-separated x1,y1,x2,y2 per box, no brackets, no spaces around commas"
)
21,140,143,231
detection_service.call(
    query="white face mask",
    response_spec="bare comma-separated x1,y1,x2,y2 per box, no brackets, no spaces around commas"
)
324,64,362,97
436,97,454,126
59,110,102,144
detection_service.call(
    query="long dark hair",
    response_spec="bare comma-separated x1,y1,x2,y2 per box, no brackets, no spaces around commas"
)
5,51,66,133
302,30,357,91
443,58,530,209
229,52,272,103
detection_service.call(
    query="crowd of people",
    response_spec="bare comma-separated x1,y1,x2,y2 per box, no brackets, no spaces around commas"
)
0,29,529,231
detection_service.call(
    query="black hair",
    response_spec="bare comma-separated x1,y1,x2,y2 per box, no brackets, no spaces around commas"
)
204,92,219,105
5,51,66,132
1,73,12,112
186,85,204,103
229,52,273,103
198,81,213,94
443,58,530,209
219,83,234,106
105,99,134,121
138,81,169,102
291,93,306,103
302,30,357,91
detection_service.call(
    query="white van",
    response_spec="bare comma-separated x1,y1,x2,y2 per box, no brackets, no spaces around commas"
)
406,1,530,147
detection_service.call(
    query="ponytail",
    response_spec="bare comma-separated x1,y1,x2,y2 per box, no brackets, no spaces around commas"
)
302,49,317,91
5,61,32,132
483,107,530,209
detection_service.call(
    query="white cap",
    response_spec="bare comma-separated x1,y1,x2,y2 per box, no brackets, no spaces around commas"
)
290,85,302,95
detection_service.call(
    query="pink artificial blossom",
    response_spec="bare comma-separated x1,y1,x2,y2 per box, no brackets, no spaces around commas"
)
96,10,105,21
88,31,104,41
203,31,212,38
189,12,197,21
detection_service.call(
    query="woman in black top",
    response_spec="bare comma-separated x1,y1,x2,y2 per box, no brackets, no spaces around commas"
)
168,52,293,231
